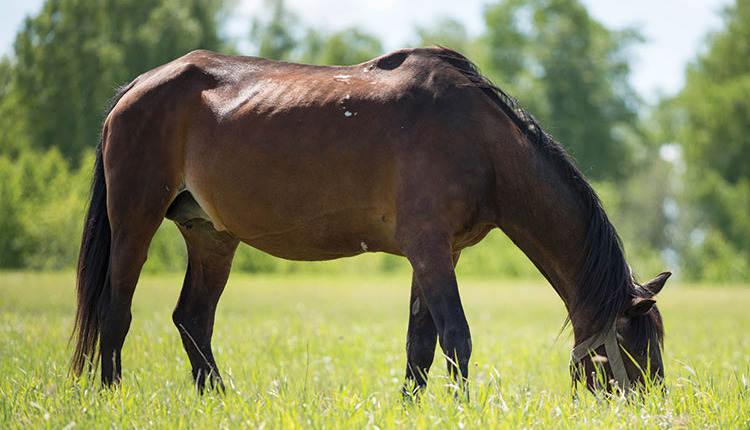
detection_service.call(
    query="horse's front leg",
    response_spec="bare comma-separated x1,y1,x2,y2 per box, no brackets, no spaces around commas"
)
402,237,472,399
403,273,438,398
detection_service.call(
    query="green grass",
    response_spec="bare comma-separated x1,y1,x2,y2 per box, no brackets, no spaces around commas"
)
1,271,748,428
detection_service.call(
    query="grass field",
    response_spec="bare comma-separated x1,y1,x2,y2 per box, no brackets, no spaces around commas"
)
1,271,748,428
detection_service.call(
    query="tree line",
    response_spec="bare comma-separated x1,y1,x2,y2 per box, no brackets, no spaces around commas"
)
0,0,747,282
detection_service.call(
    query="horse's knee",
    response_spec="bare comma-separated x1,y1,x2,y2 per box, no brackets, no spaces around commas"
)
439,326,472,360
172,305,201,335
172,305,186,328
172,308,185,334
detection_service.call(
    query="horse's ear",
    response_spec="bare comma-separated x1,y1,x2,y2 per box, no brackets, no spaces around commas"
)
642,271,671,296
624,297,656,318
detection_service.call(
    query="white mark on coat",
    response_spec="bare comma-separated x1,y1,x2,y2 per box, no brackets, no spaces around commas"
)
360,241,368,252
411,297,420,315
334,75,353,84
340,94,357,117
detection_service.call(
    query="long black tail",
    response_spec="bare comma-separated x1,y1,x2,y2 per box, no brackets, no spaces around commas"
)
70,84,132,376
70,140,110,376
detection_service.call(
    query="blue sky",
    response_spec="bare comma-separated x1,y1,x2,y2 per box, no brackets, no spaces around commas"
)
0,0,732,102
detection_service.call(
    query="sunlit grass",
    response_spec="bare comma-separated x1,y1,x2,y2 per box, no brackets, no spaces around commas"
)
1,271,748,428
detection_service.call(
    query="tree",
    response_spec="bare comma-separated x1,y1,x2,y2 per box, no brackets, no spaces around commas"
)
314,29,383,66
0,0,231,268
298,28,383,66
481,0,529,91
249,1,382,66
667,0,750,282
3,0,230,163
480,0,642,180
0,149,89,269
675,0,749,185
0,58,31,157
250,0,300,61
415,18,472,55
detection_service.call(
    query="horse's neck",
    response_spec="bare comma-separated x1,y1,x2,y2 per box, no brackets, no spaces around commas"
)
492,144,599,339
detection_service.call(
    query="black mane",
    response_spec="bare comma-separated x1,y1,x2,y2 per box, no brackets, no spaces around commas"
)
434,47,659,341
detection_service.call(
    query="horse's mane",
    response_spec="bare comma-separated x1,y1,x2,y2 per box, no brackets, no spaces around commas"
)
432,47,662,343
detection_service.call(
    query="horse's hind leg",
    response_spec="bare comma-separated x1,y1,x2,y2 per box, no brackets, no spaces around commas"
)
101,212,164,385
173,219,238,392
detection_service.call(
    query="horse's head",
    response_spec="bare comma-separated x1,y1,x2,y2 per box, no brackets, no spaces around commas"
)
571,271,670,394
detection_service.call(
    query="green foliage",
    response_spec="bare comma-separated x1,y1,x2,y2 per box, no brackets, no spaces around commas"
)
250,0,383,65
0,0,230,270
665,0,750,282
142,222,188,274
677,0,749,185
299,28,383,66
480,0,643,180
0,157,24,267
415,18,473,55
481,0,529,88
679,74,750,184
5,0,229,162
250,0,300,61
676,172,750,283
681,229,750,283
0,58,31,157
0,149,89,269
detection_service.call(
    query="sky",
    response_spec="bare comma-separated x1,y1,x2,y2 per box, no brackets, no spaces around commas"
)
0,0,733,102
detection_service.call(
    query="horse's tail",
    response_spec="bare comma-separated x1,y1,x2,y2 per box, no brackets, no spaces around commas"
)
70,138,110,376
70,84,132,377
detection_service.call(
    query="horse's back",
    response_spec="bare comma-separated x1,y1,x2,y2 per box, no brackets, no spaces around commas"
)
104,48,498,260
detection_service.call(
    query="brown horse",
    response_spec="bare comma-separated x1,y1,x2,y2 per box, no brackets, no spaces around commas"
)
71,47,669,395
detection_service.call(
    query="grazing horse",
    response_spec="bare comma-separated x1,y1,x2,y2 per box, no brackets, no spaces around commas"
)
70,47,668,394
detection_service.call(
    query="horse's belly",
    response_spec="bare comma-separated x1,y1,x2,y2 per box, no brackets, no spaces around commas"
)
183,159,400,260
181,101,401,260
229,208,400,261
